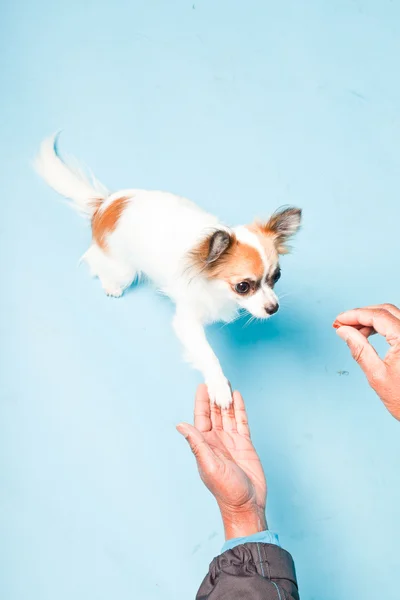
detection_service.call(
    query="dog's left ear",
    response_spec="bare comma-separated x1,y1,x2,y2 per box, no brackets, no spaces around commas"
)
262,207,302,254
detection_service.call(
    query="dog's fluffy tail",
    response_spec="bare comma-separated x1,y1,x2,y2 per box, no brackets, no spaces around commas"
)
34,132,109,218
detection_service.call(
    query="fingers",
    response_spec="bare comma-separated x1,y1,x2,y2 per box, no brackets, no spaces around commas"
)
335,303,400,320
334,307,400,345
206,388,250,437
336,326,386,383
221,399,238,433
232,391,251,438
363,303,400,319
176,423,216,466
333,322,375,337
359,304,399,339
194,384,212,433
210,401,223,431
359,326,376,338
213,391,251,437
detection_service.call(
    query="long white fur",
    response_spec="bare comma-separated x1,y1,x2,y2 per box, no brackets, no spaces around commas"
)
34,132,109,216
35,133,282,407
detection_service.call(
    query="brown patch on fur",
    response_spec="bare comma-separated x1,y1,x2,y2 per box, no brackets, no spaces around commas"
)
247,224,282,259
92,196,130,249
190,232,264,287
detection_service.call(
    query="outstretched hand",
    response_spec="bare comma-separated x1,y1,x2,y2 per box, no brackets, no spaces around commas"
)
334,303,400,421
177,385,267,539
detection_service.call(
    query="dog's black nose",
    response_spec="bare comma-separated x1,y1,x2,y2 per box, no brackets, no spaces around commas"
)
265,303,279,315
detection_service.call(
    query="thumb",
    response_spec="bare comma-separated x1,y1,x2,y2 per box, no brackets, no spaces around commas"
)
176,423,216,465
336,326,385,381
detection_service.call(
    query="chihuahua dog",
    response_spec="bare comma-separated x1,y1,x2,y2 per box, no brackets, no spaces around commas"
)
35,133,302,407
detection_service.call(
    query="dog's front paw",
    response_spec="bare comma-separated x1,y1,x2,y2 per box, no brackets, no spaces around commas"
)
206,376,232,409
102,284,123,298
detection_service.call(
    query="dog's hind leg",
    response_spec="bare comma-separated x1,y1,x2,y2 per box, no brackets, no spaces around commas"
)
82,244,137,297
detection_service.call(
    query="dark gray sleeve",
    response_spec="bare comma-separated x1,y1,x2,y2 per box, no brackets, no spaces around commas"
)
196,542,299,600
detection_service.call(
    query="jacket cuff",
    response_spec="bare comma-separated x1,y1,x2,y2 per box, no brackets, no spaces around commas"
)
212,542,297,585
222,530,281,553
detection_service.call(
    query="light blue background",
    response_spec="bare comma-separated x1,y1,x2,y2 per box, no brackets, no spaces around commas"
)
1,1,400,599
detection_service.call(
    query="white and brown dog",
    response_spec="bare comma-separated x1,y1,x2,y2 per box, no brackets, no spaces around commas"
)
35,133,302,407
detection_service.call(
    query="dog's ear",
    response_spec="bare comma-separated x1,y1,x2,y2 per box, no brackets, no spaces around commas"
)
261,207,302,254
189,229,235,274
206,230,233,264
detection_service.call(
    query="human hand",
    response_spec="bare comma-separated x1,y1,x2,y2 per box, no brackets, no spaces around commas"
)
334,304,400,421
177,384,267,540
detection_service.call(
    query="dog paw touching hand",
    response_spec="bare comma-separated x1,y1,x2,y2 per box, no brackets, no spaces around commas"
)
206,376,232,409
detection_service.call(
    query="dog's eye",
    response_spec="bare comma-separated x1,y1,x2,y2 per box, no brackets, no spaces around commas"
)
235,281,250,295
272,268,281,284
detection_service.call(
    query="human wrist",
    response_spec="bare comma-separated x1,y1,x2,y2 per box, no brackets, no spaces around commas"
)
219,502,267,540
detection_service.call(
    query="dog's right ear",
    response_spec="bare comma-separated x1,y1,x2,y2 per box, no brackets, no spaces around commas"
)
206,230,233,264
189,229,235,274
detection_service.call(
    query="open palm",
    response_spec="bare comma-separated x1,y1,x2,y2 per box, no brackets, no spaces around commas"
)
177,385,266,514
